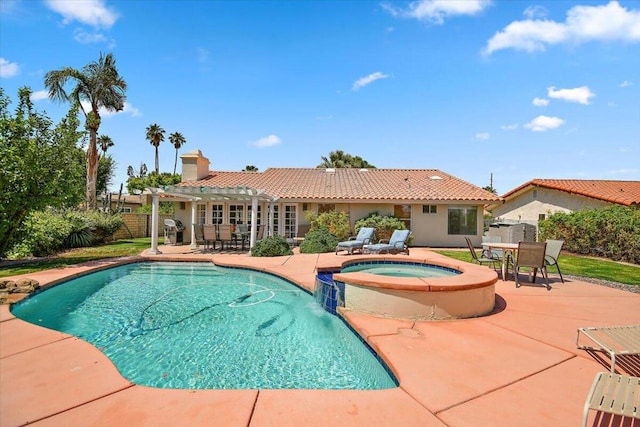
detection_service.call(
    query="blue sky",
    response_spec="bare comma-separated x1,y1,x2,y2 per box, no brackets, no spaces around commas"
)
1,0,639,195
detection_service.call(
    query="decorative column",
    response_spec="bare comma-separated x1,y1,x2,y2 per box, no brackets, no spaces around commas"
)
249,195,258,249
148,188,162,255
190,201,198,249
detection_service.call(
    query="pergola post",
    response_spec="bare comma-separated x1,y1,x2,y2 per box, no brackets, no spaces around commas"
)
148,189,162,255
190,201,198,249
250,196,258,249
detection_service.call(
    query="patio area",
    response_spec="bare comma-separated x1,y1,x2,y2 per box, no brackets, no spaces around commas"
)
1,246,639,426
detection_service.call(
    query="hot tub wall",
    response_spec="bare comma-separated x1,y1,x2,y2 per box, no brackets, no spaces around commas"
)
343,283,496,320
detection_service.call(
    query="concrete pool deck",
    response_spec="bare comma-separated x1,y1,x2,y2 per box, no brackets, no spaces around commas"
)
1,246,639,426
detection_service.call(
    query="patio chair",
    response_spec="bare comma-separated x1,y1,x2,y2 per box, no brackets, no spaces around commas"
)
202,225,217,251
544,239,565,283
216,224,234,250
510,241,550,290
482,235,504,260
193,224,205,249
466,237,500,270
363,229,411,255
336,227,375,255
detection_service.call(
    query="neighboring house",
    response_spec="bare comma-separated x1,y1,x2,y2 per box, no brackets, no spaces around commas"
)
154,150,501,248
486,179,640,228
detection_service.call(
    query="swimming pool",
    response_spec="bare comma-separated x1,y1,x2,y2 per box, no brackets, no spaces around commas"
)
11,262,397,390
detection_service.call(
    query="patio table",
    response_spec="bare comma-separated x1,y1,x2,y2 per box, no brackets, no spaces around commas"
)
481,242,519,281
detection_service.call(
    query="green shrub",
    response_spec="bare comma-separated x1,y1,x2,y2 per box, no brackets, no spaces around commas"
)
539,205,640,264
251,235,293,257
10,209,124,257
354,213,407,243
305,210,350,240
300,226,340,253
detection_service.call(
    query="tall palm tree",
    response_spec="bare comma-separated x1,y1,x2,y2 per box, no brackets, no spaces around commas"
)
44,52,127,210
97,135,114,159
168,131,186,175
146,123,165,174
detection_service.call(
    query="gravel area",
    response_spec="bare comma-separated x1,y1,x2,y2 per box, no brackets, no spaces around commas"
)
565,275,640,294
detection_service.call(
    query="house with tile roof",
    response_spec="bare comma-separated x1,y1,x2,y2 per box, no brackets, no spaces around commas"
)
152,150,501,250
486,179,640,228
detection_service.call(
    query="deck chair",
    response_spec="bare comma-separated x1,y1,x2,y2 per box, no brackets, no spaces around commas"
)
202,225,217,251
363,229,411,255
336,227,375,255
544,239,565,283
510,241,550,290
582,372,639,427
466,237,500,270
576,324,640,373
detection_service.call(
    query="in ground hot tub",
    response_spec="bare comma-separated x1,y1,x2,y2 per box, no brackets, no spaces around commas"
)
316,254,498,320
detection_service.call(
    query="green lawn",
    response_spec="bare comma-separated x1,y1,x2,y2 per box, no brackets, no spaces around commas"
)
0,238,151,277
2,240,638,287
434,250,640,287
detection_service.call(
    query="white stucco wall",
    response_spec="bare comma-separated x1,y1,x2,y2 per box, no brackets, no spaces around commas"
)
491,187,610,226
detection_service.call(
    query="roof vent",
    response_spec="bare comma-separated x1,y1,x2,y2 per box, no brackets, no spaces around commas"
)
359,168,368,172
430,175,443,180
325,168,335,173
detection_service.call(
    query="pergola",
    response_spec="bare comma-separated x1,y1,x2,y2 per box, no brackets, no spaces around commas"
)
146,185,277,254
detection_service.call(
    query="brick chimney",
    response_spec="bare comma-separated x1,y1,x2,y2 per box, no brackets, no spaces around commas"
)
180,150,210,182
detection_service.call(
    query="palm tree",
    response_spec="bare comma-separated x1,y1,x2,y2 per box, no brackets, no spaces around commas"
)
97,135,114,159
146,124,165,174
317,150,376,168
44,52,127,210
169,131,186,175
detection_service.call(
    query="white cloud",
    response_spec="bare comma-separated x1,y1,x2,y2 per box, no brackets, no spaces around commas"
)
547,86,595,104
524,115,565,131
352,72,389,91
73,28,107,44
533,97,549,106
252,134,281,148
45,0,118,28
523,5,548,20
383,0,492,24
475,132,490,140
80,100,141,117
620,80,631,87
501,123,519,130
483,1,640,55
30,90,50,101
0,57,19,78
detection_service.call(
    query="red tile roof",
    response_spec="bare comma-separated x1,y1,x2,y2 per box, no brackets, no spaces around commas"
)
177,168,501,202
501,179,640,206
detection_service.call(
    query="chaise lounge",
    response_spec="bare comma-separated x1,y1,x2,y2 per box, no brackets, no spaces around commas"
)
363,229,411,255
335,227,375,255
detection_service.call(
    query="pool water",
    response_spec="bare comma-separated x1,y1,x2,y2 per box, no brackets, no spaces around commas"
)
341,261,460,278
12,262,397,390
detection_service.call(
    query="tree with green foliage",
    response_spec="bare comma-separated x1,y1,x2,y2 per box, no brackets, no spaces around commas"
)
317,150,376,168
97,155,116,196
126,171,181,195
44,52,127,210
305,210,351,240
0,87,85,258
355,213,407,243
244,165,259,171
169,131,186,175
146,123,165,174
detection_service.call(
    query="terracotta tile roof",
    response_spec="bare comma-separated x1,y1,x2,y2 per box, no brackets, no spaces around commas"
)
177,168,501,202
501,179,640,206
